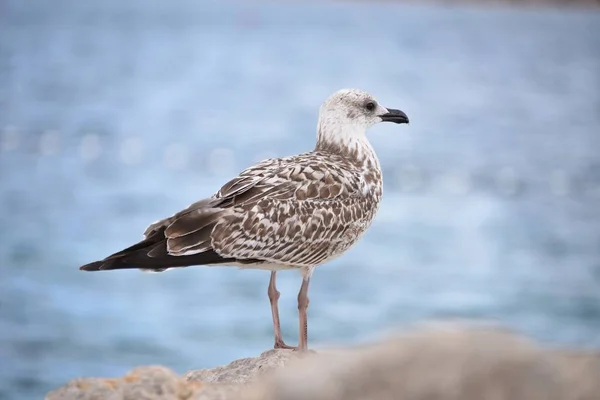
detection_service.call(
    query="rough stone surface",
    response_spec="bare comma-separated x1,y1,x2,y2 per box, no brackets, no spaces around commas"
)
46,322,600,400
185,349,300,385
45,365,202,400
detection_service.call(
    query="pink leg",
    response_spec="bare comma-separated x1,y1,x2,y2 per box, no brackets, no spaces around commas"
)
296,276,311,351
268,271,295,349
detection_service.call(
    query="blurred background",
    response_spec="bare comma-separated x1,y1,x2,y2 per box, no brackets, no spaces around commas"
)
1,0,599,398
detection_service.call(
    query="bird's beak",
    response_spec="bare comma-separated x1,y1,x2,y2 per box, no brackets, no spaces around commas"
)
379,108,409,124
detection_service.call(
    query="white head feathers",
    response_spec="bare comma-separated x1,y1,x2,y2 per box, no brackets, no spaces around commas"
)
315,88,409,157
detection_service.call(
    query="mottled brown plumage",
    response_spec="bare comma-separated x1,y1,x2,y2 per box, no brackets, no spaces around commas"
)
79,88,409,351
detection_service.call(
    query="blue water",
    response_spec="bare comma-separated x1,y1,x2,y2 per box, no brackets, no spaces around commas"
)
1,0,600,398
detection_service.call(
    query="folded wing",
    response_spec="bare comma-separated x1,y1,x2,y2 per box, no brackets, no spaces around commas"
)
79,153,363,272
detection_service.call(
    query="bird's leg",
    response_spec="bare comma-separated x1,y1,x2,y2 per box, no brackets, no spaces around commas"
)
296,275,311,352
268,271,295,350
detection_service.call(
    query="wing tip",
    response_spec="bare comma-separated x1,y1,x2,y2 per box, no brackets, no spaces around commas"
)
79,260,110,271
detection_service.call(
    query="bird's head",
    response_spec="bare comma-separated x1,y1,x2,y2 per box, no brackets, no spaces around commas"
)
316,88,409,147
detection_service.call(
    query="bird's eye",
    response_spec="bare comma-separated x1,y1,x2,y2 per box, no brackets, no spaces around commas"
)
365,102,376,111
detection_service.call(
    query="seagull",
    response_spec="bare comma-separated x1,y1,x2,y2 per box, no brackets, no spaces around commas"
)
79,88,409,351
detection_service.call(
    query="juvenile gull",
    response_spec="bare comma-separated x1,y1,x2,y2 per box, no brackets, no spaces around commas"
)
79,88,409,351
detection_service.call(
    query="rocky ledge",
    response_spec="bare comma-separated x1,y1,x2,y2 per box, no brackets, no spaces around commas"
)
46,321,600,400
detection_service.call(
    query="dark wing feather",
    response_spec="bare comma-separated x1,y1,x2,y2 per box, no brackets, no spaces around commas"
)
78,154,361,272
78,212,261,272
78,172,268,272
79,247,246,272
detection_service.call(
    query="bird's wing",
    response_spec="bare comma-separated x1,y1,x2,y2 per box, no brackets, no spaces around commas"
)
164,153,369,266
80,153,370,272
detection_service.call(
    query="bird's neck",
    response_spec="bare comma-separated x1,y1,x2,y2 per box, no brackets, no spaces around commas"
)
315,122,380,169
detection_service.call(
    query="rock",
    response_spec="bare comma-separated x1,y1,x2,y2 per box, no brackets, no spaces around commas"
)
46,322,600,400
241,323,600,400
45,365,202,400
553,349,600,400
44,350,305,400
185,349,299,385
184,349,305,400
241,324,563,400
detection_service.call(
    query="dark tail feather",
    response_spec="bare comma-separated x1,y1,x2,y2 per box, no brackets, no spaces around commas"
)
79,248,236,271
79,235,256,272
78,219,262,272
79,260,107,271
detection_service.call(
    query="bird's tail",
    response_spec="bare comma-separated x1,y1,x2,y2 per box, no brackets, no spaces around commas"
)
78,236,250,272
78,199,259,272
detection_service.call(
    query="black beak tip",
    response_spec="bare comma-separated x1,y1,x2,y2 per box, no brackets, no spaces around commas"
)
379,108,409,124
